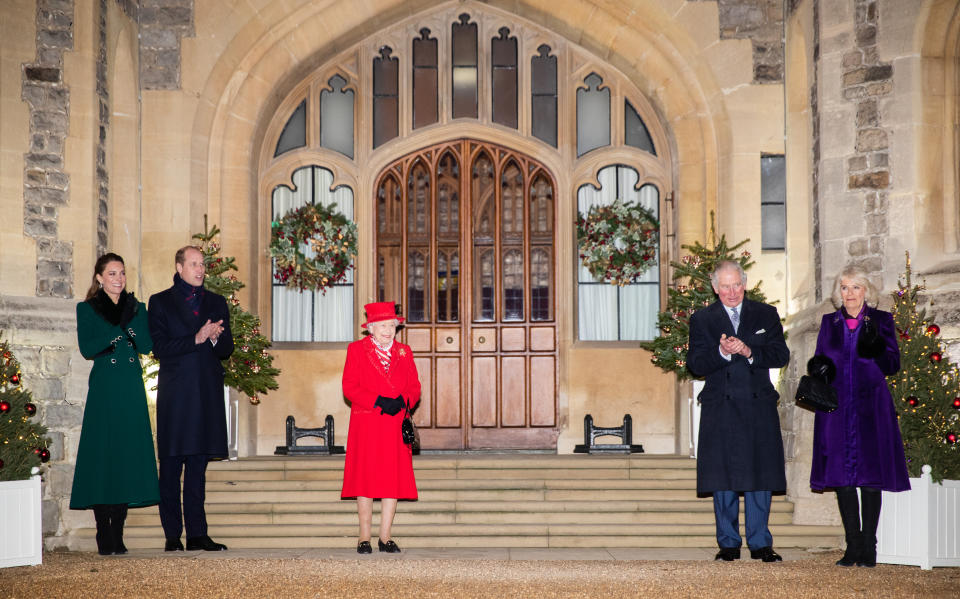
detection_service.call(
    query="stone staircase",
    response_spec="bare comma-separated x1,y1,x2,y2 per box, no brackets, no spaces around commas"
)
109,455,841,550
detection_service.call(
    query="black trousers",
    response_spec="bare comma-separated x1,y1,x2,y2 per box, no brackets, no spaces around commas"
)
159,454,209,540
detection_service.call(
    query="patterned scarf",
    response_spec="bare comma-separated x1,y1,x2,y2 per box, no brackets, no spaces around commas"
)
173,273,205,317
372,338,393,372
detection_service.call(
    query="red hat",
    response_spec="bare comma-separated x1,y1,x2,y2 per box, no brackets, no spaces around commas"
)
361,302,404,328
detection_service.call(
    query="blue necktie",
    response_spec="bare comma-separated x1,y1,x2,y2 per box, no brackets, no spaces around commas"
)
730,307,740,333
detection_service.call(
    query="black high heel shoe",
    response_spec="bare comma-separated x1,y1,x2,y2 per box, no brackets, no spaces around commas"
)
378,539,401,553
357,540,372,554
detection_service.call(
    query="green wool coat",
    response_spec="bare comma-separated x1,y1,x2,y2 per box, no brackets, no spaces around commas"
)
70,294,160,509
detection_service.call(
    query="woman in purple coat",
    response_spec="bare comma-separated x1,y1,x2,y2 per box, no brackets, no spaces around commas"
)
810,264,910,568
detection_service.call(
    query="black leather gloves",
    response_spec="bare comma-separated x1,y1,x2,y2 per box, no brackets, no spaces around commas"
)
374,395,405,416
806,354,837,384
856,318,885,359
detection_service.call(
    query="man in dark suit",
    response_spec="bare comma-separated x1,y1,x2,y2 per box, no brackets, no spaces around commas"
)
687,260,790,563
148,245,234,552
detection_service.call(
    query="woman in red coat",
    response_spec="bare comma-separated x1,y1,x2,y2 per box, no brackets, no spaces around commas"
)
341,302,421,554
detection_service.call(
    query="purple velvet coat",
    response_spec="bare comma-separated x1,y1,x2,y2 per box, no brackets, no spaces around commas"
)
809,306,910,492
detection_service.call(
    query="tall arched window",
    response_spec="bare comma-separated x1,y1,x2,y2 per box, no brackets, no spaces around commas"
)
577,165,660,341
271,166,355,341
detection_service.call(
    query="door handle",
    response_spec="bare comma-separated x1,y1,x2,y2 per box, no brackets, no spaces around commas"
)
478,336,486,344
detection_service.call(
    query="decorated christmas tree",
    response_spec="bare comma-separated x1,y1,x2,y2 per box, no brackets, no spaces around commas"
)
192,223,281,405
887,253,960,482
641,216,771,380
0,334,50,481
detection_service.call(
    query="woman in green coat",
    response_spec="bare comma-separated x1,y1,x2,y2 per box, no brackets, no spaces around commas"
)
70,253,160,555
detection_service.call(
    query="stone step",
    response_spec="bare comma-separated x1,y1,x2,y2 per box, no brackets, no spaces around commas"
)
125,498,794,517
126,509,797,527
201,478,700,492
94,455,843,551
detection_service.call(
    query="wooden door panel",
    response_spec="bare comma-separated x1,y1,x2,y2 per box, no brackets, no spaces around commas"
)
530,356,556,426
435,357,461,427
501,327,525,351
435,327,460,352
500,357,526,426
530,327,554,351
471,327,496,352
406,328,432,352
471,357,497,426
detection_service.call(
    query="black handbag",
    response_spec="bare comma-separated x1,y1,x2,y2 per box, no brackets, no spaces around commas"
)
795,374,838,413
401,408,419,449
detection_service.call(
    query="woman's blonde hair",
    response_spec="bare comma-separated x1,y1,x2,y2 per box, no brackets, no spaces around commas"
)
830,263,878,309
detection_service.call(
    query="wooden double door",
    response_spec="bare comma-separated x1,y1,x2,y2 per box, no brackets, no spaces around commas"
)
375,139,559,449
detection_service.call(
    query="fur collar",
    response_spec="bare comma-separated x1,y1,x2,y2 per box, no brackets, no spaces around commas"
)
87,289,138,326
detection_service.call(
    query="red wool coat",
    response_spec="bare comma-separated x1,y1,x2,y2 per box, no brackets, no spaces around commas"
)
341,336,421,499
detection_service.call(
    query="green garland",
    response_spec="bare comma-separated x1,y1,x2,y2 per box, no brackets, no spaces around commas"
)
577,198,660,286
270,202,358,293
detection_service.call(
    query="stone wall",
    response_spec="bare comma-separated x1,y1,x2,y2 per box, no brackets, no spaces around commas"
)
22,0,75,298
139,0,193,90
0,296,89,543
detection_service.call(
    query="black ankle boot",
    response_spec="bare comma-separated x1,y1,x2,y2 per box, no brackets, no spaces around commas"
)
92,505,114,556
834,487,861,567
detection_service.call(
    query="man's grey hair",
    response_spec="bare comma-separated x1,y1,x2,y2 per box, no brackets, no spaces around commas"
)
710,260,747,287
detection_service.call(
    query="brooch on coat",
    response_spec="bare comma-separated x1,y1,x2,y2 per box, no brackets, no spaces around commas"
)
398,348,406,357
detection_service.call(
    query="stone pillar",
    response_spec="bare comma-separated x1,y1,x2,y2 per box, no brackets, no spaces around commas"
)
21,0,75,299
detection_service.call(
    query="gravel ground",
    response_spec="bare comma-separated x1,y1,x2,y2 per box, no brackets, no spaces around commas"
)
2,551,958,598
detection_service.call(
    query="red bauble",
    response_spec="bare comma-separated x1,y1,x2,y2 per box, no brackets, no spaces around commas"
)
930,352,942,363
907,396,919,407
33,447,41,455
926,324,941,336
953,398,960,410
947,433,958,445
10,374,19,385
39,448,50,463
24,402,36,416
0,400,9,413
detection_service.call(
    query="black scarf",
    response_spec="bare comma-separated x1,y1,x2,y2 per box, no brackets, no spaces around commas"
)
174,272,205,316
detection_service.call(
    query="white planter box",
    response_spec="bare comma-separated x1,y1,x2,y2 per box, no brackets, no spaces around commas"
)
877,465,960,570
0,475,42,568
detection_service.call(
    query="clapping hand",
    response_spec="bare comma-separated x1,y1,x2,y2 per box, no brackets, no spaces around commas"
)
194,319,225,345
374,395,405,416
720,333,752,359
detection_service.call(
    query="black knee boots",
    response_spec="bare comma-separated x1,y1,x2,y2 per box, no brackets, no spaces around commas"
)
111,504,129,555
859,488,882,568
93,505,113,555
834,487,861,566
93,504,129,556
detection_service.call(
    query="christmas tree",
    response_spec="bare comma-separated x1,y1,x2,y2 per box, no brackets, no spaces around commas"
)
0,334,50,481
640,216,771,380
193,223,281,405
887,253,960,482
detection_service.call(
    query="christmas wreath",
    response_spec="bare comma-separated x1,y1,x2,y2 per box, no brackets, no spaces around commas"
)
576,198,660,286
270,202,358,293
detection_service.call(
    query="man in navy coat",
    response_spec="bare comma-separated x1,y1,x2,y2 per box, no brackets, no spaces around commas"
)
687,260,790,563
149,245,234,551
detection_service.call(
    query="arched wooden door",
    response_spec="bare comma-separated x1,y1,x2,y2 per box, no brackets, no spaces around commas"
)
375,139,558,449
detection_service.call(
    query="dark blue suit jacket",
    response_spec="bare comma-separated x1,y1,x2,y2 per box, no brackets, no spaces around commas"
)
687,298,789,493
148,282,234,458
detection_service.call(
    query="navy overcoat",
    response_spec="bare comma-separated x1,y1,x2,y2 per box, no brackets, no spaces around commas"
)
687,299,790,494
809,307,910,492
148,281,234,458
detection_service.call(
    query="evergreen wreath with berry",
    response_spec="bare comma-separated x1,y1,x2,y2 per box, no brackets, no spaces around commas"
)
576,198,660,286
269,202,358,293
